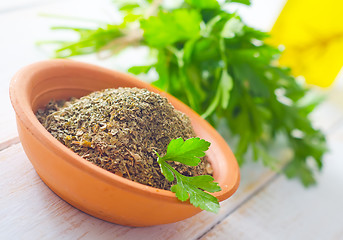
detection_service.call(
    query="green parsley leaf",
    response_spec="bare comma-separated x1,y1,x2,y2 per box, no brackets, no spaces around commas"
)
185,0,220,9
155,138,221,213
220,69,233,109
160,137,210,166
41,24,124,58
154,151,175,182
119,3,140,11
128,65,152,75
140,9,201,48
171,173,221,213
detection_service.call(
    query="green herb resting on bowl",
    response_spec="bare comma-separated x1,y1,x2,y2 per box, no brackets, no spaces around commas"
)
155,137,221,213
40,0,327,186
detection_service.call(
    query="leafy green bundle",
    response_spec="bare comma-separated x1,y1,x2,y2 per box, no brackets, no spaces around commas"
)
43,0,327,186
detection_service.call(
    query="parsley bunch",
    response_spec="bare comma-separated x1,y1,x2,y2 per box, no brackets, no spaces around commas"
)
43,0,327,186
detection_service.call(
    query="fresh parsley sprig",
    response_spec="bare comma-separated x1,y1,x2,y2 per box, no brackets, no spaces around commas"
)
154,137,221,213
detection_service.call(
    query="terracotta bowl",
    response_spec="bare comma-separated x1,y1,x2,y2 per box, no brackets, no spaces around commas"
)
9,59,240,227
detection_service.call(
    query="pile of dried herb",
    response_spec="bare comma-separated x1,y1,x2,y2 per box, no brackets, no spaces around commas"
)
36,87,212,190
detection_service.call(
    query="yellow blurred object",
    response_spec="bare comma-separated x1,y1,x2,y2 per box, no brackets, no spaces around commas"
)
269,0,343,87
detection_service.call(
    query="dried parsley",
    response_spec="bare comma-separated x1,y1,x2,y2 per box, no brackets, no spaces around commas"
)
36,87,212,190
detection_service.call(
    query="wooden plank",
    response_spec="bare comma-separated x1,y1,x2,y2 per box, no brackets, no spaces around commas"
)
2,90,341,238
3,99,336,238
201,136,343,240
0,143,277,240
1,0,341,239
0,107,19,151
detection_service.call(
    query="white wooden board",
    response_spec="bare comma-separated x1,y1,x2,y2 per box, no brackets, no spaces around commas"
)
1,0,343,239
0,143,276,240
202,138,343,240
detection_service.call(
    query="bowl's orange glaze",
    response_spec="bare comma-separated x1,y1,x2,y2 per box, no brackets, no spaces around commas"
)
10,59,240,226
